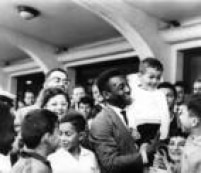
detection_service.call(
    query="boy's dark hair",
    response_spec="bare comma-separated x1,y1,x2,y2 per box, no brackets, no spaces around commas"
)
139,57,163,74
40,88,70,108
158,82,177,98
174,81,186,91
60,110,86,133
21,109,58,149
186,94,201,119
169,128,188,140
78,96,94,108
96,68,123,94
45,68,67,80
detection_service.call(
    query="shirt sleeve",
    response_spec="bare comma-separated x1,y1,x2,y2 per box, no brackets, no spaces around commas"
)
158,91,170,140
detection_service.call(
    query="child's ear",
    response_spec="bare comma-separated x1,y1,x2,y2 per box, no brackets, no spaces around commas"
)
78,131,86,142
102,91,111,100
191,117,199,128
40,132,50,144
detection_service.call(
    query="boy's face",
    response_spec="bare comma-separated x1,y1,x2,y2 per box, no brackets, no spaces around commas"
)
59,122,80,152
179,105,198,132
159,88,175,109
168,136,186,162
175,86,185,104
140,67,162,90
78,103,92,119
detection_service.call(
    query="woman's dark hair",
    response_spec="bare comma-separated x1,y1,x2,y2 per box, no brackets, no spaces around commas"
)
40,88,70,108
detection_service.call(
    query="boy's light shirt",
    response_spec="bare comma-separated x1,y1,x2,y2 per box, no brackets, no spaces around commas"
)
48,147,100,173
0,154,11,173
127,73,170,140
181,135,201,173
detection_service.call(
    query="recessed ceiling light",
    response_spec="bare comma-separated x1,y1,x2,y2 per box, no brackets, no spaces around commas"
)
17,5,40,20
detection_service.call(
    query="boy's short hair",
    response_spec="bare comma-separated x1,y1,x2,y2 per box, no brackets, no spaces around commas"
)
96,68,123,94
60,110,86,133
78,96,94,108
139,57,163,74
21,109,58,149
187,94,201,119
174,81,186,90
169,128,188,140
45,68,67,80
40,88,70,108
158,82,177,98
194,78,201,84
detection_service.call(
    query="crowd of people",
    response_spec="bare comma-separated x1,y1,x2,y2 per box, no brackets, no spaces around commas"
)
0,57,201,173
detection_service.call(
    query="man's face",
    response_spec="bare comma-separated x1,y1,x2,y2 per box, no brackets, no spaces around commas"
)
140,68,162,90
179,105,196,133
175,86,185,105
72,87,86,104
0,112,15,155
193,81,201,94
78,103,92,119
168,136,186,162
159,88,175,109
44,71,69,92
106,76,132,108
24,92,35,106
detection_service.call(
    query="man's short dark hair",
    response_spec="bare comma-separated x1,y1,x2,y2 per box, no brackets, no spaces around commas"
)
21,109,58,149
60,110,86,133
96,68,123,94
187,94,201,119
45,68,67,80
139,57,163,74
78,96,94,108
158,82,177,98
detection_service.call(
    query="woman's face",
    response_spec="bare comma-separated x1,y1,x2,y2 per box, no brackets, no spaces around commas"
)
92,84,104,104
168,136,185,162
45,94,68,120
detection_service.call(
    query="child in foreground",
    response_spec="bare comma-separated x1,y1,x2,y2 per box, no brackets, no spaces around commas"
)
48,110,100,173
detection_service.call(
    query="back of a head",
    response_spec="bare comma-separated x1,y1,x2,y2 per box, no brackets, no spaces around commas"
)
60,110,86,133
187,94,201,119
21,109,58,149
139,57,163,74
96,68,122,94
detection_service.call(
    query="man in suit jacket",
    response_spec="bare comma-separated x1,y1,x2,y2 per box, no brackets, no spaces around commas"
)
89,68,159,173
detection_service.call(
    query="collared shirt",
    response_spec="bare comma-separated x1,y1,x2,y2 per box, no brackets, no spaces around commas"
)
181,135,201,173
48,147,100,173
108,104,148,164
0,154,12,173
108,104,128,126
